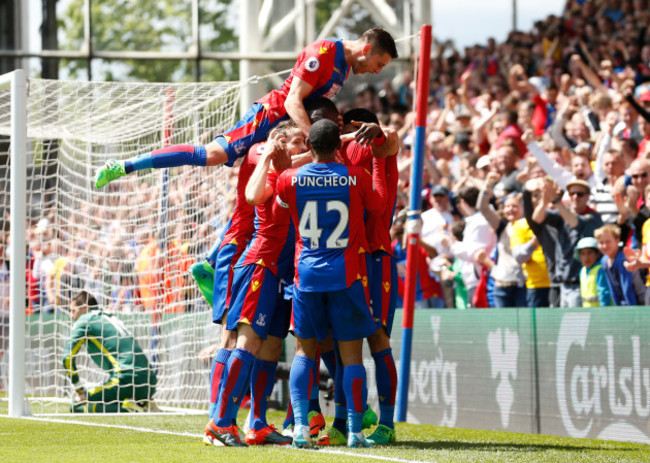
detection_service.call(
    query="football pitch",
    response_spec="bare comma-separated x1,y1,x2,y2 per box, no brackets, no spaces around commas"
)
1,403,649,463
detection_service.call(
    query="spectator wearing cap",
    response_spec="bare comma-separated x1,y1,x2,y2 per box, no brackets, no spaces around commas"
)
521,129,597,192
523,177,603,307
477,172,526,308
575,236,611,307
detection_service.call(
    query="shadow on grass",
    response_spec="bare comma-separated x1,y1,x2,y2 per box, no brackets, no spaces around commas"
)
388,440,645,453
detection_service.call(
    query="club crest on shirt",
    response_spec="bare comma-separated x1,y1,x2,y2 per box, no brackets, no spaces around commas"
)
251,280,261,292
255,313,267,327
305,57,320,72
383,281,391,293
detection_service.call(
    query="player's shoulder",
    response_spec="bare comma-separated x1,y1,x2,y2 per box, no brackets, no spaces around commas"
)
303,38,339,55
346,163,372,178
246,143,267,164
277,166,300,184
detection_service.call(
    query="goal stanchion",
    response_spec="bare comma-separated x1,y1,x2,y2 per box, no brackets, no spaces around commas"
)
0,76,241,414
2,69,28,417
396,24,432,423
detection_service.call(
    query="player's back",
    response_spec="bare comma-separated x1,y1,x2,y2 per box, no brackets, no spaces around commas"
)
74,311,150,376
278,162,373,292
341,139,398,254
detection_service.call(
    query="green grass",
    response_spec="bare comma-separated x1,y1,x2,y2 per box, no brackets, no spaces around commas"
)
1,401,649,463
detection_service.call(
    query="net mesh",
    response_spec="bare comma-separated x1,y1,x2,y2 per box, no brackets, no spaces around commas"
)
0,76,242,413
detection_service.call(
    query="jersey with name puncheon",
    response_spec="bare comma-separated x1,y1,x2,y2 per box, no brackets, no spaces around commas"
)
236,161,295,279
256,39,350,116
276,161,386,292
217,144,260,251
340,140,399,256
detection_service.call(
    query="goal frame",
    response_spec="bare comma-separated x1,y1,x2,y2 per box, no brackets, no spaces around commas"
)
2,69,28,417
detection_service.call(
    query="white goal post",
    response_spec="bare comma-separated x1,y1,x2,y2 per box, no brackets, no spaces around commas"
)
0,71,243,415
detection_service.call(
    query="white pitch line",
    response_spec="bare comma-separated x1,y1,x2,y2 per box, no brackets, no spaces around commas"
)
301,447,434,463
9,416,199,438
6,417,433,463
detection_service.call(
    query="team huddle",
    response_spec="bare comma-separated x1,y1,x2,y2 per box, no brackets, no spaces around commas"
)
87,28,399,449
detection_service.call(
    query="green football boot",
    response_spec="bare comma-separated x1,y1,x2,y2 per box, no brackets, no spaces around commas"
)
94,160,126,188
362,403,378,430
190,259,215,306
366,424,396,445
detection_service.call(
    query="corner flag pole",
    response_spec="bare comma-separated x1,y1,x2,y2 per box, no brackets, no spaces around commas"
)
396,24,431,423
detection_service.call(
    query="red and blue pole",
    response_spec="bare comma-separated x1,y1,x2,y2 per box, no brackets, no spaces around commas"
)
396,24,432,423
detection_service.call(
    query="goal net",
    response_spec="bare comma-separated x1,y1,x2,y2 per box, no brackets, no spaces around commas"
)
0,75,242,413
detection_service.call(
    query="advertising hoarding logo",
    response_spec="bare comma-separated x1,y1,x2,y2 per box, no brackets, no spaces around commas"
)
487,328,520,428
556,312,650,443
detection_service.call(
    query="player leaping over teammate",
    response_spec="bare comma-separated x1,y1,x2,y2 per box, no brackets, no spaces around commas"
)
93,29,396,188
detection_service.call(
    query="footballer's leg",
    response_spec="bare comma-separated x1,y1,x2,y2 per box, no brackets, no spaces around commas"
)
245,296,292,445
94,103,284,188
289,337,318,449
327,281,378,448
365,251,398,445
245,335,291,445
190,241,219,306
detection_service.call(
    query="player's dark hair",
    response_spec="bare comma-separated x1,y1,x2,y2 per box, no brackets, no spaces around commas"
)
73,290,98,310
305,97,339,124
309,119,340,158
342,108,379,125
362,28,398,59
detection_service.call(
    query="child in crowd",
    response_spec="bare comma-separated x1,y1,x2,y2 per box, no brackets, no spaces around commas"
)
595,225,644,306
575,237,610,307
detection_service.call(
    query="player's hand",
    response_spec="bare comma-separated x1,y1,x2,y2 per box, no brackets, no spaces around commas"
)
266,131,291,171
75,389,87,403
351,122,383,147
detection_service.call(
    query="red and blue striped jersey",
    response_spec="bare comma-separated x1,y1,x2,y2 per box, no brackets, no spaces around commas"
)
340,140,399,255
218,144,260,251
276,161,386,292
236,166,295,278
257,39,350,114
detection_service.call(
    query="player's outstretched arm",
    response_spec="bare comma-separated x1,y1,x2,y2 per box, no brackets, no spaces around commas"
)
285,76,315,138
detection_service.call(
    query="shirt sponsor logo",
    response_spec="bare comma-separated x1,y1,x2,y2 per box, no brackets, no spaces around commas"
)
305,57,320,72
251,280,261,292
291,175,357,187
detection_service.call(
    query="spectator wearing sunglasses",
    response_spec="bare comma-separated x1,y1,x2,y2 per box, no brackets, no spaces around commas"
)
616,158,650,246
523,178,603,307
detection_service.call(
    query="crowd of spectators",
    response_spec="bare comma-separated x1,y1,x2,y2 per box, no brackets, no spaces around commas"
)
11,0,650,317
352,0,650,308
